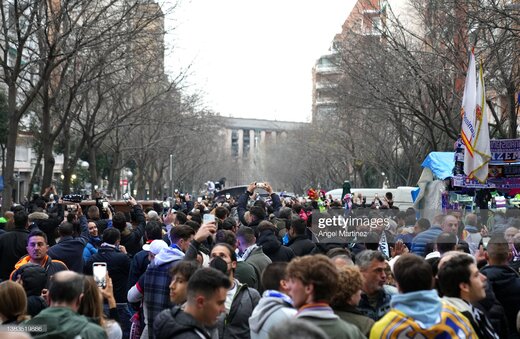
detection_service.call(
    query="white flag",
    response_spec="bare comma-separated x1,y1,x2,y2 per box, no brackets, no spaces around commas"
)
461,51,491,182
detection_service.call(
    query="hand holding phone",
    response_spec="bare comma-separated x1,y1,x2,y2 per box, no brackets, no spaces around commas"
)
203,214,216,224
93,262,107,288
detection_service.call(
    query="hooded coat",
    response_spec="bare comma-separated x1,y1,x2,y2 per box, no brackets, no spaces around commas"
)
370,290,476,339
143,245,185,339
295,303,365,339
249,290,297,339
256,229,294,263
24,307,107,339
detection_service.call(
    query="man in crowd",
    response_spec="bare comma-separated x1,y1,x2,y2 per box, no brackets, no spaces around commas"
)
287,218,316,256
84,228,130,303
25,271,106,338
481,235,520,339
127,220,164,290
28,192,64,246
142,224,195,339
84,227,131,337
48,204,90,273
411,214,443,257
154,267,231,339
213,230,258,289
237,182,281,233
210,242,260,339
286,254,364,339
0,210,30,280
11,230,68,282
112,196,146,256
370,253,476,338
355,250,396,321
462,213,482,255
249,262,297,339
236,226,272,286
437,253,499,339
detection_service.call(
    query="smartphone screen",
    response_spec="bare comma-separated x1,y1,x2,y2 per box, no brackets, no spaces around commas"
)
92,262,107,288
482,237,491,249
203,214,216,224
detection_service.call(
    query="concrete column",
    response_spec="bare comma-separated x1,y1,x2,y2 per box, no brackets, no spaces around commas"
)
260,130,266,145
272,131,277,142
249,130,255,152
224,129,232,155
238,129,244,157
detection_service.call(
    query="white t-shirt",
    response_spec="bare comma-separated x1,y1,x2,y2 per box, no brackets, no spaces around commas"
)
225,279,239,314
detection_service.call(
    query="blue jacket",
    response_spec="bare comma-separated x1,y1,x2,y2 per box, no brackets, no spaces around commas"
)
82,242,98,263
48,215,89,273
411,225,442,257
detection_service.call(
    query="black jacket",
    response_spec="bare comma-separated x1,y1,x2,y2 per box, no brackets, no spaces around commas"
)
27,295,47,318
127,249,150,290
154,306,211,339
257,229,295,262
119,205,146,257
475,281,509,339
217,282,260,339
481,264,520,339
47,215,89,273
287,235,316,257
237,192,282,230
85,246,130,303
0,228,30,281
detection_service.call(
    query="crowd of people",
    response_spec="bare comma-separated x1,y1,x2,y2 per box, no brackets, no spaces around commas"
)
0,182,519,338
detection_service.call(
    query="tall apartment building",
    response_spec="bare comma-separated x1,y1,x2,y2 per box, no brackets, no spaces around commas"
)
311,0,384,122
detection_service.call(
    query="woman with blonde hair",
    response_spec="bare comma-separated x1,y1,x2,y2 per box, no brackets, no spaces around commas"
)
0,280,30,324
79,275,122,339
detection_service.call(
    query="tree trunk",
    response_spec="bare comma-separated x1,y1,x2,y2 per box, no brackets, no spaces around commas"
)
2,85,19,213
508,90,517,139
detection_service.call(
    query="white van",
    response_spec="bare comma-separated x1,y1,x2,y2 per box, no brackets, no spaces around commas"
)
326,187,415,210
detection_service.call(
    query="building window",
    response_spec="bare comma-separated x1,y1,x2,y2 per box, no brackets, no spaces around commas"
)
231,130,239,157
243,129,250,158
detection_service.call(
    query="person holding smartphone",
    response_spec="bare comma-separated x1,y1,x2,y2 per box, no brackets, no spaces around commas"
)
237,182,282,235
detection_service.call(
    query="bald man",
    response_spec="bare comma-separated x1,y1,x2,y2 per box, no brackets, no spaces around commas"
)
24,271,106,338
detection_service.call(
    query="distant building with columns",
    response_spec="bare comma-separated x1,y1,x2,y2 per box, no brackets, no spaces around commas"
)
218,117,307,186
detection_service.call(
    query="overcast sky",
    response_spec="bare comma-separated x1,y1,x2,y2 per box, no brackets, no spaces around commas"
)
164,0,356,122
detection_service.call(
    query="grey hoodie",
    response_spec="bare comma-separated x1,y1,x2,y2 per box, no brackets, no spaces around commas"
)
249,290,297,339
153,245,184,266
